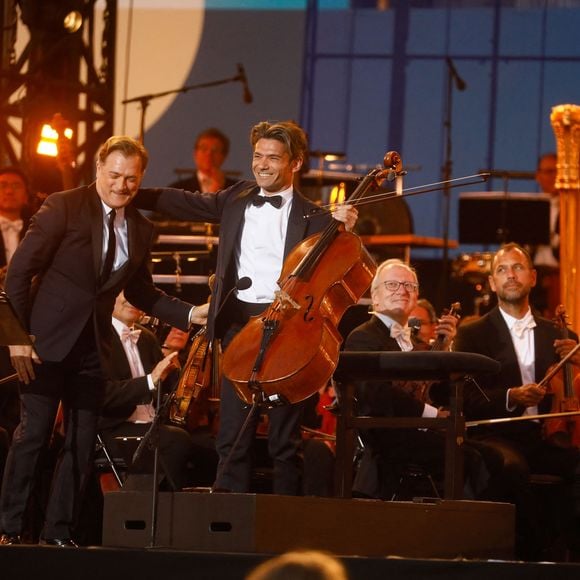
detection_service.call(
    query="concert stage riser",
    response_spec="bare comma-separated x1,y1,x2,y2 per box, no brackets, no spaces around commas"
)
102,492,515,560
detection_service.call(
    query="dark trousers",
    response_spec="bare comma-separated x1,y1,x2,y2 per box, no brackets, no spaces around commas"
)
0,326,103,540
214,300,304,495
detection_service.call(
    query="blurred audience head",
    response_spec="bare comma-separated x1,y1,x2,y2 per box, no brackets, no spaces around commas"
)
246,550,348,580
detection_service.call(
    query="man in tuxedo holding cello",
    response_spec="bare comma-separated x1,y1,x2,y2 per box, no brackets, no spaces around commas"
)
454,242,580,560
135,120,357,495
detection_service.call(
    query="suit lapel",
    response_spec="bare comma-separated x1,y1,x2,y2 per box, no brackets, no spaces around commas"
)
488,307,524,384
284,192,311,258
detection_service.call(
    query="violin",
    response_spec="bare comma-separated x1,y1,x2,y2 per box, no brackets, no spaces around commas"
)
169,279,221,433
404,301,461,403
543,305,580,447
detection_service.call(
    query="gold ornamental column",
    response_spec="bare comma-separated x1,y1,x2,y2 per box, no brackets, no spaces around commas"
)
550,104,580,329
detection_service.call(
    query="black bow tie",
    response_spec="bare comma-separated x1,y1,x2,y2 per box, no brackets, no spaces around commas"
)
252,195,283,209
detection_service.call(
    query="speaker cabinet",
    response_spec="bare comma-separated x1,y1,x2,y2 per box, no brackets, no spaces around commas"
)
103,492,514,559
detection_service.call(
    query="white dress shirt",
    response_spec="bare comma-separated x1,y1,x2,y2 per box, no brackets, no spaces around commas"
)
100,202,129,274
236,186,294,303
499,307,538,416
0,216,23,264
112,317,155,423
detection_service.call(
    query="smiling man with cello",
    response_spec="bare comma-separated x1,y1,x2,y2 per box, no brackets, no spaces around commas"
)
454,242,580,560
135,121,357,495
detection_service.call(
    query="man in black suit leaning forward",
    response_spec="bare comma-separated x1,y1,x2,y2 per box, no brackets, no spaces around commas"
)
0,136,208,546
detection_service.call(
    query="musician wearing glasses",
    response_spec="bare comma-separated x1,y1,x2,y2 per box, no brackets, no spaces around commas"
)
343,259,489,499
454,242,579,560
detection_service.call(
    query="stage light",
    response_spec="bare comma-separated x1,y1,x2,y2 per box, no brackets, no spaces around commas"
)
36,123,73,157
63,10,83,34
329,182,347,205
19,1,84,35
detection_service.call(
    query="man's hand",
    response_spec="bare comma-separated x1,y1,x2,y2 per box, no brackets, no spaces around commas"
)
434,313,458,350
190,302,210,326
508,383,546,408
8,344,41,385
330,204,358,232
150,351,180,385
554,338,580,367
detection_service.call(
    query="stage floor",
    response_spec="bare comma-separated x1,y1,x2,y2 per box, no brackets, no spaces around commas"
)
1,545,580,580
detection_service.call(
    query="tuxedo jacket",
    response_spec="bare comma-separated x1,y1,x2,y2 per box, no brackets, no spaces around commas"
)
100,324,163,431
454,306,573,423
5,184,191,371
136,181,332,340
344,315,426,418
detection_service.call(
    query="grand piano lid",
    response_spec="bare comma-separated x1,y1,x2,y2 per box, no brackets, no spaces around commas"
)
335,351,500,381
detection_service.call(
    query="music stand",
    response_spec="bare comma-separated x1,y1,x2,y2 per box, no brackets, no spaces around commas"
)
333,351,500,500
0,291,32,347
458,192,551,245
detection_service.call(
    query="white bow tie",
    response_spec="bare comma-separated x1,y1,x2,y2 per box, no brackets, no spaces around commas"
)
121,327,141,344
0,219,23,234
390,323,412,342
512,316,536,339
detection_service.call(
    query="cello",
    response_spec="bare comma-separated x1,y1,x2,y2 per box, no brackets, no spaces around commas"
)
221,153,405,405
543,305,580,447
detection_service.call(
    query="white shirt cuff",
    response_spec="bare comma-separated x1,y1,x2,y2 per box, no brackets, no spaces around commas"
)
147,374,155,391
506,388,516,411
422,404,438,418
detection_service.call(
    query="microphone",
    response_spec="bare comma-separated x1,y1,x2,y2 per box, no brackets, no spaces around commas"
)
235,276,252,292
408,317,422,338
445,57,467,92
213,276,253,322
237,63,253,104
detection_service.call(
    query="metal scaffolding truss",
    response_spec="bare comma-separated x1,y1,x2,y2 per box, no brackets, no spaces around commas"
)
0,0,116,190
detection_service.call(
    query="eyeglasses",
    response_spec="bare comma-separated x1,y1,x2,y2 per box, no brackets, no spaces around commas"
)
381,280,419,293
0,181,25,191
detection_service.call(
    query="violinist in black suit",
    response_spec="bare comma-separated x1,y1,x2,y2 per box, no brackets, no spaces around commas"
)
0,136,208,546
136,121,358,495
455,242,579,560
344,259,473,498
100,292,217,490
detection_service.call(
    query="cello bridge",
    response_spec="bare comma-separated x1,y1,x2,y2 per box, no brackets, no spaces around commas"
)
274,290,300,310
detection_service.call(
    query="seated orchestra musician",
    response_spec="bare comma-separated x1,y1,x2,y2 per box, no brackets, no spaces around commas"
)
343,259,493,499
454,242,580,560
99,291,217,491
409,298,439,348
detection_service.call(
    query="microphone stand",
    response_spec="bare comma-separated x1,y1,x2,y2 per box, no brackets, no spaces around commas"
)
131,376,179,548
122,65,246,144
437,58,465,311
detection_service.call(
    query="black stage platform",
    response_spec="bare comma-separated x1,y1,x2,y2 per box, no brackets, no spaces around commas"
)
1,544,580,580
